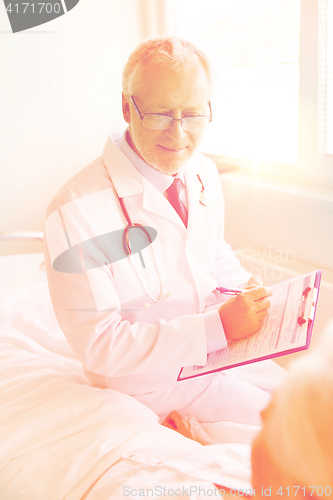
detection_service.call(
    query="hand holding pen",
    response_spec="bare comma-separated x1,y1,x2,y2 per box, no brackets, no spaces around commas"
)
216,286,246,295
216,278,272,341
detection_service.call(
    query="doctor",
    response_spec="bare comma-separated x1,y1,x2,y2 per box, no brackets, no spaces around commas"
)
44,36,273,425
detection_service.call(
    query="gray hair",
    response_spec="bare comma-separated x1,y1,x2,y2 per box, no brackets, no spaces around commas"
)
263,322,333,488
122,35,214,97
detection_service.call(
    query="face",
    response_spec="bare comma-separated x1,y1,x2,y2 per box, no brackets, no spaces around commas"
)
122,61,210,175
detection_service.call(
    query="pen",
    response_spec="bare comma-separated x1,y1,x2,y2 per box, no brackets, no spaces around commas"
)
216,286,245,295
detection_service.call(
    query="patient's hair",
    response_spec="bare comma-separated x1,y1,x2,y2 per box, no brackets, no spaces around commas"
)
122,35,214,97
264,323,333,488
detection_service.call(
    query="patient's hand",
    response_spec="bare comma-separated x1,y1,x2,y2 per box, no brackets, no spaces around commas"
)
219,285,272,340
162,412,242,495
161,411,215,446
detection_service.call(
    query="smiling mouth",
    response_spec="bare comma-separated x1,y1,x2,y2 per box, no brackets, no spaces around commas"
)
159,145,187,153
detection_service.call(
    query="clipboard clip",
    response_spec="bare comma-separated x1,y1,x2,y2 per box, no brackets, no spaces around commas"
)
298,286,318,325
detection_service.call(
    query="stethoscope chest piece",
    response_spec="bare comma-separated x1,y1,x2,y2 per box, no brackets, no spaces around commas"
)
199,189,212,206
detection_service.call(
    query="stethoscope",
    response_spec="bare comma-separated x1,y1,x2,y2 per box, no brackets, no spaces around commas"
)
116,194,168,308
112,174,211,308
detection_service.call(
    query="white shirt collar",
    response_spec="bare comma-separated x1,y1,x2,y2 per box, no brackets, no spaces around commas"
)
117,130,185,193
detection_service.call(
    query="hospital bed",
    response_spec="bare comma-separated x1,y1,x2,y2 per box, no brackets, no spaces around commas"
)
0,232,286,499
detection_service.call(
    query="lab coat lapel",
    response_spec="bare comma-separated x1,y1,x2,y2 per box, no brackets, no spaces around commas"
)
185,157,217,311
102,136,143,197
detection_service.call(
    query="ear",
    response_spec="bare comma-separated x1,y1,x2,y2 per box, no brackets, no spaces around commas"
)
122,93,131,124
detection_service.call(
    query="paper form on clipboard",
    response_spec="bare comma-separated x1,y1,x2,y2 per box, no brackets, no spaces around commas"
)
178,270,322,381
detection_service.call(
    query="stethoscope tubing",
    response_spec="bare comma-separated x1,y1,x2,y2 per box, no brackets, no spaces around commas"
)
113,184,167,304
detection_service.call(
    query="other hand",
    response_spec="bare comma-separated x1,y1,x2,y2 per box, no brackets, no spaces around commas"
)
219,285,272,340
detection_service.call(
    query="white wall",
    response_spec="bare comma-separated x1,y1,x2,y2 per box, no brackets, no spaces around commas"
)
0,0,144,254
221,174,333,272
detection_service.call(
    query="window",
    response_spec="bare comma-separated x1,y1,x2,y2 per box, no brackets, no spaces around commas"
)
165,0,300,167
145,0,333,186
319,0,333,156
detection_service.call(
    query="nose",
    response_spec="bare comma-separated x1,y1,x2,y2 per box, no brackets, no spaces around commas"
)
164,119,187,142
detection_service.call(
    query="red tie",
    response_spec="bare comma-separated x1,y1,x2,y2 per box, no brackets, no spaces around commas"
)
165,178,188,228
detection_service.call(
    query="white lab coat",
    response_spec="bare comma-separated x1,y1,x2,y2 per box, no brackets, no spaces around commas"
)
44,133,273,423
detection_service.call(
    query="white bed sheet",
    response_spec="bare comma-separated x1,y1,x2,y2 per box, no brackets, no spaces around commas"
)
0,253,285,499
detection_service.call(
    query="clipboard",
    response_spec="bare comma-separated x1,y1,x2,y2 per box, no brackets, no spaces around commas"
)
178,270,322,381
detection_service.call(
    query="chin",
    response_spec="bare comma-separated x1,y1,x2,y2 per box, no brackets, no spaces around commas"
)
150,153,192,175
154,163,183,175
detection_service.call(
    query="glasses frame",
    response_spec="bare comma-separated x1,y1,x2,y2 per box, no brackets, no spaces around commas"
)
130,96,213,131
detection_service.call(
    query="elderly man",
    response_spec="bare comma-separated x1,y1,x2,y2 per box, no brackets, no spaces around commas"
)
44,36,272,424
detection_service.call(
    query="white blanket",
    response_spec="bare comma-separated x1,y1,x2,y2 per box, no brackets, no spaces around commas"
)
0,259,285,499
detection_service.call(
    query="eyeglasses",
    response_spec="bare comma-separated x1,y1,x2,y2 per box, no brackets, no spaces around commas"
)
130,96,213,131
